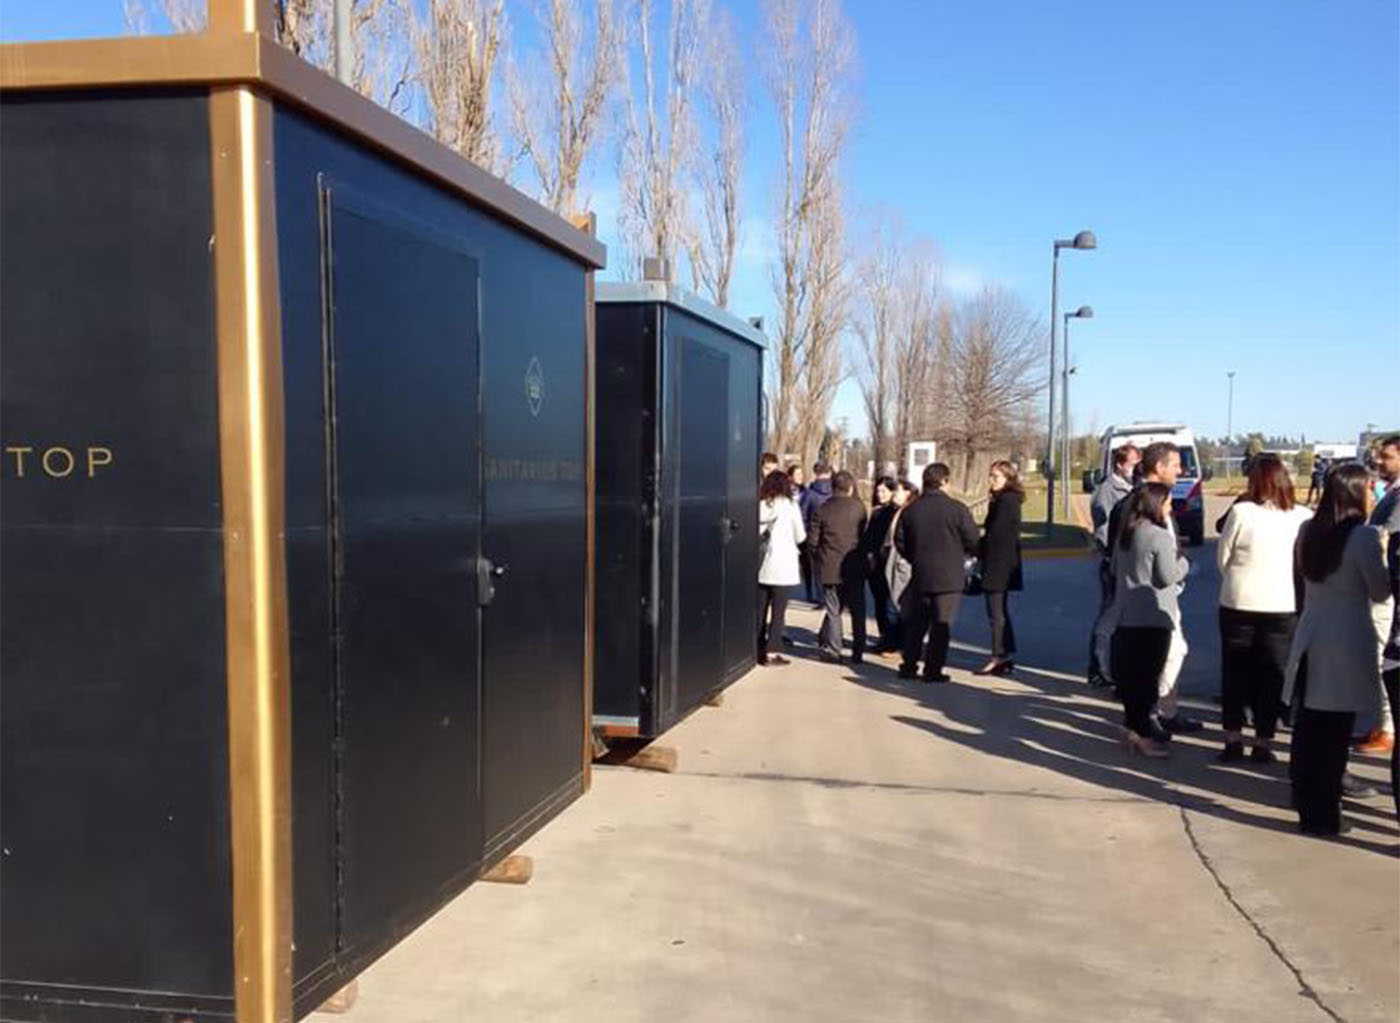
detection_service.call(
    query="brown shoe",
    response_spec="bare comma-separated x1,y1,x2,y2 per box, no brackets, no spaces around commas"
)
1353,729,1395,754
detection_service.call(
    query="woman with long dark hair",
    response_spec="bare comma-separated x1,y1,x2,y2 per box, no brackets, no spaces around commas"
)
1283,464,1389,836
1216,454,1311,762
975,460,1024,676
881,480,920,657
1110,483,1187,757
757,470,805,667
863,476,900,653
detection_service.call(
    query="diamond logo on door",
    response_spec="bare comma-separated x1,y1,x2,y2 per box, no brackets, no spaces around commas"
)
525,356,545,417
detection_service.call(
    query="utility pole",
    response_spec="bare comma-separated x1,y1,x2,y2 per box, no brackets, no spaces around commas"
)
1225,370,1236,481
1060,306,1093,521
333,0,353,85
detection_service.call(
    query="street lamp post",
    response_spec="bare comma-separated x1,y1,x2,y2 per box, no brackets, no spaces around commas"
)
1061,305,1094,520
1225,370,1236,480
1046,230,1096,529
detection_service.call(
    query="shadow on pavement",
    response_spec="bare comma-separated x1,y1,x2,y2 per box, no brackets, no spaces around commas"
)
837,651,1399,858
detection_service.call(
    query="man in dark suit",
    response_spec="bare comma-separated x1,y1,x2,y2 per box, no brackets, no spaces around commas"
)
807,470,868,663
799,461,834,605
894,462,978,682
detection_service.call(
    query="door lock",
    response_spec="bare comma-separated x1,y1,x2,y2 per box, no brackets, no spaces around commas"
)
477,557,508,607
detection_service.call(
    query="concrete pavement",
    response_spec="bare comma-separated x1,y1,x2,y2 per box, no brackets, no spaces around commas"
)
1021,493,1240,701
338,598,1398,1023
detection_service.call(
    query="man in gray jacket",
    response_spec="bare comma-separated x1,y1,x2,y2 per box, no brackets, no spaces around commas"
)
1086,443,1139,686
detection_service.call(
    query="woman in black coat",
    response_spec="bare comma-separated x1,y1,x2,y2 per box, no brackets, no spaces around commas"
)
976,460,1024,676
862,476,900,653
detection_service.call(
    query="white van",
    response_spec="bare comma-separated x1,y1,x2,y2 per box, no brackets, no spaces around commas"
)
1091,422,1207,545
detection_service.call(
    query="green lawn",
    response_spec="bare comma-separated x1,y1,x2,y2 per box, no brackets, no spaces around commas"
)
960,482,1094,551
1018,485,1093,549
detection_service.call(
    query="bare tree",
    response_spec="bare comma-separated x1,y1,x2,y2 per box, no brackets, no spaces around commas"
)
853,219,901,474
352,0,415,114
943,285,1045,491
890,242,941,472
763,0,855,468
617,0,706,278
123,0,203,33
508,0,628,215
686,5,744,307
410,0,508,171
124,0,409,112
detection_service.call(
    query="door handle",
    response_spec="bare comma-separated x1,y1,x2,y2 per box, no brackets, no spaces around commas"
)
720,516,738,544
477,557,507,607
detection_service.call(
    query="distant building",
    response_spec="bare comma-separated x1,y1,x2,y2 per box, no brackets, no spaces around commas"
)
1315,442,1358,461
906,441,937,477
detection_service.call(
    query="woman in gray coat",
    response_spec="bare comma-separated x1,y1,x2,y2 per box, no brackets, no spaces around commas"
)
1110,483,1188,757
1283,464,1390,837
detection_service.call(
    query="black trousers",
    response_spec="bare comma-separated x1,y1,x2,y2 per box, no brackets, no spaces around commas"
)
800,551,820,605
869,568,898,651
819,579,867,658
1087,557,1114,679
757,584,789,659
984,590,1016,659
1385,666,1399,822
901,591,961,677
1291,659,1355,835
1111,626,1171,738
1219,608,1295,739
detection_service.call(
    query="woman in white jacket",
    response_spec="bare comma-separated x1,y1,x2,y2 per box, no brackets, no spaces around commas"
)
1216,454,1312,763
758,470,806,666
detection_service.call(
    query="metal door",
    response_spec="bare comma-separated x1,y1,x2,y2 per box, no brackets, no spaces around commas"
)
721,344,760,680
325,193,483,954
673,337,731,717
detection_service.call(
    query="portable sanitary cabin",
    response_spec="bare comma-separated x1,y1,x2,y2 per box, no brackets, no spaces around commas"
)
0,11,603,1021
593,281,764,739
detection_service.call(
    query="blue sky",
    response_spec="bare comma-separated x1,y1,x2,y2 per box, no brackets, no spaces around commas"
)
4,0,1396,444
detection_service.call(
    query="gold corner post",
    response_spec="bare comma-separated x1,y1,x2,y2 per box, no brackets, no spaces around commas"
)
209,82,294,1023
573,211,598,792
207,0,278,35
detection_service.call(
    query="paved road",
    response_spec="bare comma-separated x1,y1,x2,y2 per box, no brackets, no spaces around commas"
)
345,536,1398,1023
951,494,1235,701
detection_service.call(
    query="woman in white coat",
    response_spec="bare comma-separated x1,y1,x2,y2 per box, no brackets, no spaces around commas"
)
1216,454,1312,763
758,470,806,666
1284,464,1390,836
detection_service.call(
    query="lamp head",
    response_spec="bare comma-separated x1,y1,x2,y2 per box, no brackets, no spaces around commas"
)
1072,230,1097,250
1074,305,1094,318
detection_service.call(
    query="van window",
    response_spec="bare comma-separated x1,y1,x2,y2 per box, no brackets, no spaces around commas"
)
1104,439,1199,479
1178,447,1198,478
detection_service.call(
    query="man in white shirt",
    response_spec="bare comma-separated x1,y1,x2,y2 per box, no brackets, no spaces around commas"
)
1357,436,1400,766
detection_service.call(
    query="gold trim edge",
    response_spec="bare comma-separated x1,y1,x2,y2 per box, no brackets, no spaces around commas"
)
210,84,295,1023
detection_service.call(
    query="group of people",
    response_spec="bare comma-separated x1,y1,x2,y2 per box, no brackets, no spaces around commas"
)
1088,436,1400,836
756,453,1024,683
755,432,1400,839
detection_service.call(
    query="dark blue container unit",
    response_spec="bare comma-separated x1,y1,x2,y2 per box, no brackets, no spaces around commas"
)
0,30,602,1022
593,282,764,738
